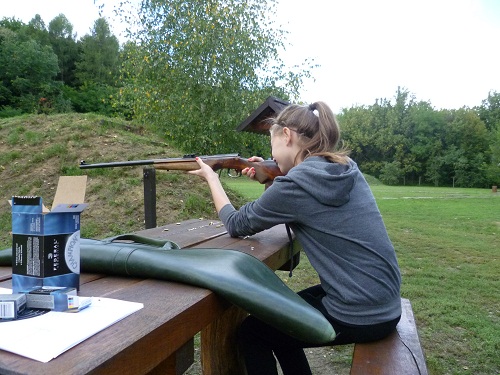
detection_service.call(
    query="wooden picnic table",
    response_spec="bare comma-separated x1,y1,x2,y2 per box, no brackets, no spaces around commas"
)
0,219,300,375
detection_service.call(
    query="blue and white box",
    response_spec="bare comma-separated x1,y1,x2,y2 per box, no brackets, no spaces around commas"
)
10,176,87,293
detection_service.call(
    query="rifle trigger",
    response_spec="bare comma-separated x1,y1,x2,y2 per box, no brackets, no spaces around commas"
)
227,169,242,178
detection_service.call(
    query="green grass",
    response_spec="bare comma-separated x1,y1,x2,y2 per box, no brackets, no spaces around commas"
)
222,175,266,200
222,177,500,375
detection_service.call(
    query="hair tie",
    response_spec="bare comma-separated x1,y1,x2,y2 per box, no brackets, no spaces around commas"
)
308,103,319,117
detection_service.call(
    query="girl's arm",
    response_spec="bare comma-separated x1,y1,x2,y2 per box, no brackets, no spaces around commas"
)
188,157,231,214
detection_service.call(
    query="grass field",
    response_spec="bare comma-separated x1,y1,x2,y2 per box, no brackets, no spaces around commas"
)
222,177,499,375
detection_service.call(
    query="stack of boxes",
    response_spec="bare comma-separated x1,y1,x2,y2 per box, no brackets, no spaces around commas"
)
2,176,88,317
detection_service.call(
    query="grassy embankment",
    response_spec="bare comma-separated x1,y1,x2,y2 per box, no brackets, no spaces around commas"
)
0,113,245,249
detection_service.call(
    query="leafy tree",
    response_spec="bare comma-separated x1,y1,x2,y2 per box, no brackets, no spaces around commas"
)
339,88,417,179
379,161,404,185
485,126,500,186
407,102,447,184
0,27,61,112
76,18,120,86
71,18,120,114
116,0,314,155
62,82,116,115
339,88,496,187
27,15,51,46
0,17,25,33
476,91,500,186
338,103,387,176
477,91,500,132
48,14,79,85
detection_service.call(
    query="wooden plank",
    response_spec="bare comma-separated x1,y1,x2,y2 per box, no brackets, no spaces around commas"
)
146,338,194,375
0,279,226,375
134,219,228,248
190,224,299,269
395,299,428,375
87,280,226,375
200,305,248,375
0,266,11,282
350,298,428,375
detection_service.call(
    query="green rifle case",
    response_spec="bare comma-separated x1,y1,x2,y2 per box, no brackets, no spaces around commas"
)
0,235,335,344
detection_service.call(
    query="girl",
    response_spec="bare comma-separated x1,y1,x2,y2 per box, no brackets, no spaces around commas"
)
189,101,401,375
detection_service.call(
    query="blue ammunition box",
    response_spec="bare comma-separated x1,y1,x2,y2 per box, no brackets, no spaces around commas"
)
11,195,87,293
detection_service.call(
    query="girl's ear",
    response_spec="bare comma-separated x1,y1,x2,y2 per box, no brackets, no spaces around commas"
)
282,127,292,145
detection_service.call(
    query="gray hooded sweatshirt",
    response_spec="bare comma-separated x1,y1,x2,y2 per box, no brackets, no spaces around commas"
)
219,156,401,326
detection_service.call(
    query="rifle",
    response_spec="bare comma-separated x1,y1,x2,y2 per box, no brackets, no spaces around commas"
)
79,153,283,184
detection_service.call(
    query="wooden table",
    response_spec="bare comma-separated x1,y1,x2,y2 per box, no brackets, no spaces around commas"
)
0,219,300,375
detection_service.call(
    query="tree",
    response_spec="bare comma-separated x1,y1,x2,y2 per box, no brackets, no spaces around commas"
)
379,161,404,185
48,14,79,85
477,91,500,132
476,91,500,186
485,126,500,186
0,27,61,112
408,102,447,184
116,0,315,155
26,15,51,46
338,88,496,187
70,17,120,114
76,18,120,86
0,17,25,34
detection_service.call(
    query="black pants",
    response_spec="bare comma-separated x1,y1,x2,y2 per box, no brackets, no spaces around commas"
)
237,285,400,375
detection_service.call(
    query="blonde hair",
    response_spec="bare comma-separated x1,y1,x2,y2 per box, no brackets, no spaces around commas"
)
269,101,350,165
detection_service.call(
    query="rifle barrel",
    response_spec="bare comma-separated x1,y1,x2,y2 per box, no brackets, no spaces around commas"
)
79,154,241,170
80,159,157,169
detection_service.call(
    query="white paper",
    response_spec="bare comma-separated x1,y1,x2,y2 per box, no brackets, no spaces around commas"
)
0,288,143,362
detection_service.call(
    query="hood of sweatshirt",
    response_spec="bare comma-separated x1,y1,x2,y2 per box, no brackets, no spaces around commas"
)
285,156,357,207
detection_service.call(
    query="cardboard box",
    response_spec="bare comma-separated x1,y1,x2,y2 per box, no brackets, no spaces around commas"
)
0,294,27,320
21,286,77,311
10,176,87,293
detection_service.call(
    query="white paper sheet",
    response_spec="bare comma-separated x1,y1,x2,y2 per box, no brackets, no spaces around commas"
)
0,287,143,362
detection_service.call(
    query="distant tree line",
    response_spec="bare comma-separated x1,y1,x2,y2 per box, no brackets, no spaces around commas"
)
0,14,120,116
338,88,500,188
0,0,498,188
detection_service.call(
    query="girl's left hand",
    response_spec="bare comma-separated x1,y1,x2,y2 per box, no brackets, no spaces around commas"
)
188,157,218,181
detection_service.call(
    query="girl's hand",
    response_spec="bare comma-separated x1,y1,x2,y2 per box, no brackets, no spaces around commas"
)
188,157,219,181
188,157,231,214
241,156,264,180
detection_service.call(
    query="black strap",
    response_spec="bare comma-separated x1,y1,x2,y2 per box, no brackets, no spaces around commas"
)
104,233,180,249
285,224,294,277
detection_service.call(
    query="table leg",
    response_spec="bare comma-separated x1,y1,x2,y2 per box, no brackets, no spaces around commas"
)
200,305,248,375
147,338,194,375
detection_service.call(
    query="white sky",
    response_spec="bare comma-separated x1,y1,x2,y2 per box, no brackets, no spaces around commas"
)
1,0,500,113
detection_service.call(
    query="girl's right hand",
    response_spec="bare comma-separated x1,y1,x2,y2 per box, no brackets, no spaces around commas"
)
242,156,264,180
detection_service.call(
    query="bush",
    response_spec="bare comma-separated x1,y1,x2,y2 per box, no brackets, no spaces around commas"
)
379,161,403,186
0,106,24,118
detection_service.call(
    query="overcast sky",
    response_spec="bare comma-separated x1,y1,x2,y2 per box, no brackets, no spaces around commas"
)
2,0,499,113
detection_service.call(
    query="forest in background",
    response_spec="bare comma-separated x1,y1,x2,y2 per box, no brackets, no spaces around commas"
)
1,0,499,188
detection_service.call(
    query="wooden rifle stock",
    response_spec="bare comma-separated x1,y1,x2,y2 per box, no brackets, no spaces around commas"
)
80,154,283,184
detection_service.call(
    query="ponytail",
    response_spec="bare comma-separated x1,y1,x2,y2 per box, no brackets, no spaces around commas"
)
270,101,350,165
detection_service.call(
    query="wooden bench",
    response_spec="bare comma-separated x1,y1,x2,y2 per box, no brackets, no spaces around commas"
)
350,298,428,375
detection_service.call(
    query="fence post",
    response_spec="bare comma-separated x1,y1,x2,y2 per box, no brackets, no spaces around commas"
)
143,168,157,229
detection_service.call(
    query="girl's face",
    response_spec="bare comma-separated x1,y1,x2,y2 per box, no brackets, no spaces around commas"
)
270,128,298,174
